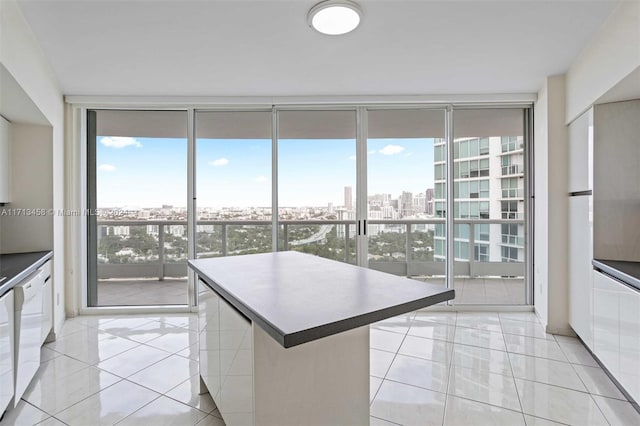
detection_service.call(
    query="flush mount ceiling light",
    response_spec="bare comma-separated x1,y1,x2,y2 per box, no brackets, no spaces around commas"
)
307,0,362,35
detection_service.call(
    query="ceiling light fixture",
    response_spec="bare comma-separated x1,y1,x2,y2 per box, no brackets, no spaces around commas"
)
307,0,362,35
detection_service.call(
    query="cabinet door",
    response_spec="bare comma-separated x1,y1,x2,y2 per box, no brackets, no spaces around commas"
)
568,196,593,346
0,290,14,414
568,108,593,193
198,281,221,401
40,261,53,344
592,271,619,376
218,296,253,426
41,278,52,345
0,116,10,203
619,284,640,403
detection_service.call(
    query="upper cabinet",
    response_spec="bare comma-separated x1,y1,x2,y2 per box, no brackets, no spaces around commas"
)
594,100,640,262
0,116,10,203
568,108,593,193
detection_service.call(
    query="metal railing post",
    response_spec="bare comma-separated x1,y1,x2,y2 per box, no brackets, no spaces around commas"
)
158,225,165,281
344,224,349,263
222,224,228,256
283,223,289,250
469,222,475,278
405,224,412,265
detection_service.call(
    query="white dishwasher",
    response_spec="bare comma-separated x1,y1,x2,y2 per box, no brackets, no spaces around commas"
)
0,289,14,416
13,270,44,405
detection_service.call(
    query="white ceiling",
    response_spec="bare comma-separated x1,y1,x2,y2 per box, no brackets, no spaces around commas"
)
17,0,620,97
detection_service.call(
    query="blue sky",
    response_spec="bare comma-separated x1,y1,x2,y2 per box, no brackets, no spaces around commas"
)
96,136,434,208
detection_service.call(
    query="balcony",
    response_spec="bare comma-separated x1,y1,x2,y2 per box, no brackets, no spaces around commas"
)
501,164,523,176
501,188,524,199
501,233,525,247
96,219,526,306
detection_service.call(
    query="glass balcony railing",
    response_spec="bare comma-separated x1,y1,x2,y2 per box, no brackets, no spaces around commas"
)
96,218,525,282
501,165,523,176
501,188,524,199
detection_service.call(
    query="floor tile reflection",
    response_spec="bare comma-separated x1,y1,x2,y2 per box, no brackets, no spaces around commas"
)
4,310,635,426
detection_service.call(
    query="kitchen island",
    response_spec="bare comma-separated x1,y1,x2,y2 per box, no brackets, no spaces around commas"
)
189,251,454,426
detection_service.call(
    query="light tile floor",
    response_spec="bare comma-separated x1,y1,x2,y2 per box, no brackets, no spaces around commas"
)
97,279,189,306
2,311,639,426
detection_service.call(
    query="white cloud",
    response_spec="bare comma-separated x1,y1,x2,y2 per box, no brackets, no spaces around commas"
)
210,157,229,166
100,137,142,148
379,144,405,155
254,175,267,183
98,164,116,172
368,150,377,155
348,155,357,161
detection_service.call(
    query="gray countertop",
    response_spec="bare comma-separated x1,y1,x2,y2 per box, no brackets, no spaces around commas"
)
0,251,53,297
189,251,455,348
593,259,640,292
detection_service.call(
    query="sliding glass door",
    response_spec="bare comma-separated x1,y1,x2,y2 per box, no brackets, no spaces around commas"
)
87,105,531,309
277,110,357,263
87,110,188,306
366,109,446,286
195,111,273,259
451,109,528,304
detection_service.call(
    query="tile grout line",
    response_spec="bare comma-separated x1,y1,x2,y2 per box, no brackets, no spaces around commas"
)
370,312,420,424
110,392,165,425
440,311,457,426
499,312,528,425
586,378,616,426
507,335,616,425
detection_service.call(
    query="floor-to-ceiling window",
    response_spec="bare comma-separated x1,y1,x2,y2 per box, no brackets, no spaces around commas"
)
86,104,531,309
448,108,528,304
366,109,447,283
276,110,357,263
87,110,189,306
195,111,273,258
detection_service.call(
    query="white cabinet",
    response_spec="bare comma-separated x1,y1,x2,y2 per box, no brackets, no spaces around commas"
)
619,283,640,403
198,281,222,400
0,290,14,416
40,260,52,344
13,270,44,405
593,270,640,403
568,108,594,345
569,196,593,346
198,281,253,426
568,108,592,193
0,116,10,203
593,271,619,375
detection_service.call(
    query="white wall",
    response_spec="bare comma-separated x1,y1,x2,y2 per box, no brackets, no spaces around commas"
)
0,0,65,334
534,75,571,335
534,83,549,324
566,1,640,123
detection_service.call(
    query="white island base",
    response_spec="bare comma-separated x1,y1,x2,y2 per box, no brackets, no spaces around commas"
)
198,282,370,426
192,252,454,426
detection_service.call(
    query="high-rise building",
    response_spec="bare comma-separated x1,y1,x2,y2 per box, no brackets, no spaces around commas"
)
344,186,353,209
336,208,356,238
381,205,396,219
413,193,426,214
433,136,525,263
400,191,414,218
425,188,435,216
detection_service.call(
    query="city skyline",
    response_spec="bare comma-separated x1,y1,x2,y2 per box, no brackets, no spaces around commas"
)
96,136,435,209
